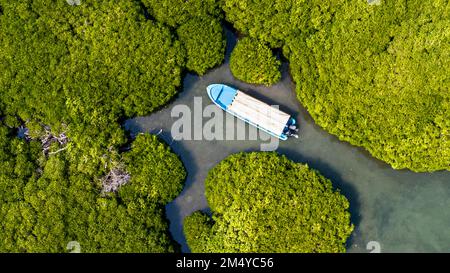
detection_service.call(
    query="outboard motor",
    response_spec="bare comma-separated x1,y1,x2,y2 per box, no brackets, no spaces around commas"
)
286,129,299,139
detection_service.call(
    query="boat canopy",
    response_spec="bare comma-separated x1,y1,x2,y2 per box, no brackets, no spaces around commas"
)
228,91,290,137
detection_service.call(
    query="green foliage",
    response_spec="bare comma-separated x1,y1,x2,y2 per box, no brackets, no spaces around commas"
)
142,0,222,27
0,125,41,204
0,128,186,253
177,16,225,75
184,152,353,253
0,1,225,175
284,0,450,171
230,37,281,86
223,0,450,171
0,0,187,175
121,134,186,204
0,0,69,126
0,0,227,252
0,0,186,121
183,211,214,252
143,0,226,75
222,0,340,47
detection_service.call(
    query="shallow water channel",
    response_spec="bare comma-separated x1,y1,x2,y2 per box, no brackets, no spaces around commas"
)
124,28,450,253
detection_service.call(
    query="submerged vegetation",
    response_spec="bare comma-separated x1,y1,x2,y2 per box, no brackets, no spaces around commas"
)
184,152,353,253
223,0,450,171
230,37,281,86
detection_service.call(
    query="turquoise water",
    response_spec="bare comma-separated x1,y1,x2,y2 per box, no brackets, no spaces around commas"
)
124,28,450,253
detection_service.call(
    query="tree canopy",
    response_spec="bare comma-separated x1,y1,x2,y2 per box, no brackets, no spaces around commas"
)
0,129,186,253
222,0,450,171
142,0,222,27
0,0,188,175
184,152,353,253
177,16,225,75
0,0,226,174
230,37,281,86
284,0,450,171
0,0,230,252
222,0,336,48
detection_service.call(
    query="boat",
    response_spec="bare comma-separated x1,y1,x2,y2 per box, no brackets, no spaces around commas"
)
206,84,298,140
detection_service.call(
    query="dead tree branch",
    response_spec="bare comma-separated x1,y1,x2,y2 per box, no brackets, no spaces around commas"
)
101,163,131,193
21,123,70,156
40,125,69,156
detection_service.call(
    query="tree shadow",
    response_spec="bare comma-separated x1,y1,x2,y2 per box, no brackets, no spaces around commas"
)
223,24,238,64
164,139,199,253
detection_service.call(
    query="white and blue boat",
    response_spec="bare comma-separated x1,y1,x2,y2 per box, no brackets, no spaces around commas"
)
207,84,298,140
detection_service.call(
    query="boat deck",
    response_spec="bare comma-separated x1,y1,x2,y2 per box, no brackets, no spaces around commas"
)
227,91,290,137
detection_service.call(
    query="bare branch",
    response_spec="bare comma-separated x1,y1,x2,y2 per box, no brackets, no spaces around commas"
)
100,164,131,193
48,146,69,155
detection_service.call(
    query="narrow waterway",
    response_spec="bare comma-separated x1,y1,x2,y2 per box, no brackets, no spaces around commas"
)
124,27,450,253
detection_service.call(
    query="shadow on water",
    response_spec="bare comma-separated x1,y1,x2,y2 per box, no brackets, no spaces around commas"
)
223,25,238,63
164,140,198,253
